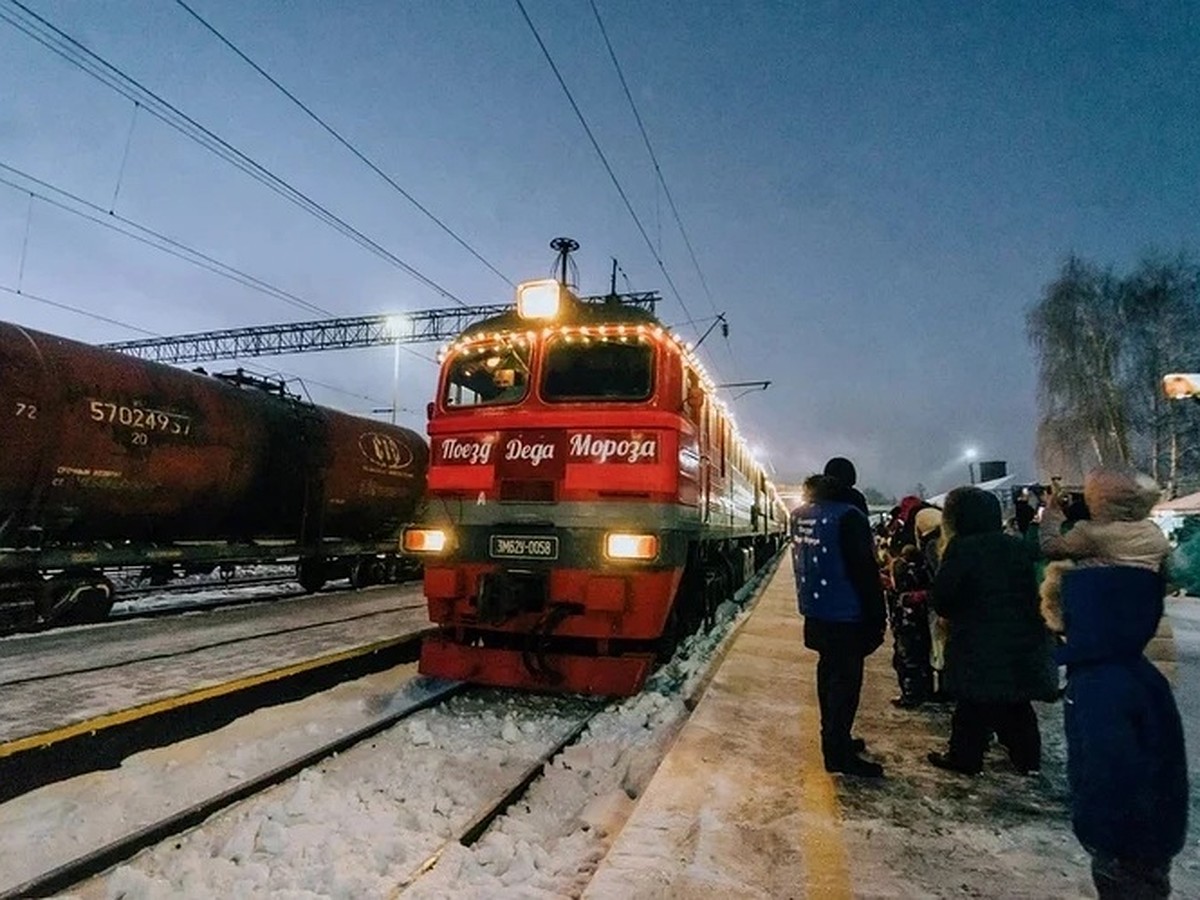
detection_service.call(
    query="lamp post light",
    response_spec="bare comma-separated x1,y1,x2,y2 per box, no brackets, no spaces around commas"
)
386,315,408,425
964,446,979,485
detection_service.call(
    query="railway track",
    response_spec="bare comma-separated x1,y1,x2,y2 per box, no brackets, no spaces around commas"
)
3,683,609,899
391,703,607,896
0,588,433,807
106,573,422,623
115,572,299,600
0,555,782,897
2,600,426,690
0,574,303,638
1,678,468,899
1,567,421,638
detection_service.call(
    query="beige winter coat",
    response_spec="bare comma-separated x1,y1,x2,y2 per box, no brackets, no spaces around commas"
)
1037,467,1170,634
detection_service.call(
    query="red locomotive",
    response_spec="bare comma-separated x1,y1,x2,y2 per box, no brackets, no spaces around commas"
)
0,320,428,629
404,273,787,695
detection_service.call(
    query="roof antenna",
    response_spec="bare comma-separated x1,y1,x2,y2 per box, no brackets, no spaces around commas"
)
550,236,579,287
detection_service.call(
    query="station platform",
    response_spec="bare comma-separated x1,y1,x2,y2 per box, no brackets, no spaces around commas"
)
0,587,430,758
586,561,1200,899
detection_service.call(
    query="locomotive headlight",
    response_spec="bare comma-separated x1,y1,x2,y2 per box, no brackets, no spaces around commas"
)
516,279,561,319
403,528,449,553
605,533,659,560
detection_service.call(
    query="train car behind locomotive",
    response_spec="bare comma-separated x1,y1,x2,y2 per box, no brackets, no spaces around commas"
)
404,272,787,695
0,320,429,629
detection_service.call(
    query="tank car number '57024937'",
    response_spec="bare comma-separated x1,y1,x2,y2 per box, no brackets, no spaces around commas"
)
0,320,429,631
404,272,787,697
87,398,193,436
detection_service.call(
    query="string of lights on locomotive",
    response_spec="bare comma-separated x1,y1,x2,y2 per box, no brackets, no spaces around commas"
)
402,278,787,696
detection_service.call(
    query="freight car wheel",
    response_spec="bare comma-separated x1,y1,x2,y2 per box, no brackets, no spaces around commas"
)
382,557,399,583
297,560,326,594
41,570,115,625
348,556,373,590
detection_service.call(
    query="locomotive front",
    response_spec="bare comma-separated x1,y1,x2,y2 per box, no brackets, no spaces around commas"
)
408,282,792,696
407,279,780,695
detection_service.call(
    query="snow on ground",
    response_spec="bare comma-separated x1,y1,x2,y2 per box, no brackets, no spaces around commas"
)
0,665,432,894
15,565,1190,898
77,689,596,899
110,564,309,616
44,565,775,899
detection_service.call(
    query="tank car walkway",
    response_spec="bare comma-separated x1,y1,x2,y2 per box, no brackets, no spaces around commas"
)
585,562,1200,899
0,586,431,756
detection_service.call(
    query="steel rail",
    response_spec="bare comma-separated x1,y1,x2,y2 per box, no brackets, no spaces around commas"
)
392,704,606,896
0,602,426,689
1,678,468,899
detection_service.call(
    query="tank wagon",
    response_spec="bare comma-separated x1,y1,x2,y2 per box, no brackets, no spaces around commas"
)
403,277,787,695
0,320,428,629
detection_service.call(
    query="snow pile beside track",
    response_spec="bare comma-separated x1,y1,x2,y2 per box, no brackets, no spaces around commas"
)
77,562,773,899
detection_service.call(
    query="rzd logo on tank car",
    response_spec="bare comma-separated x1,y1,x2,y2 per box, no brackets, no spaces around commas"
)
358,432,414,471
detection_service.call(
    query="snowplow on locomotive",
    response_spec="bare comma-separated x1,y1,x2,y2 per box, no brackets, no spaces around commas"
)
404,275,788,695
0,320,428,630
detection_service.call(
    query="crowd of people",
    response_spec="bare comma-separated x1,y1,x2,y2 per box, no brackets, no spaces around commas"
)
790,458,1189,899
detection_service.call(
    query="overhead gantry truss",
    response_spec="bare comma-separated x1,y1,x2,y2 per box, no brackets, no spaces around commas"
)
101,292,661,364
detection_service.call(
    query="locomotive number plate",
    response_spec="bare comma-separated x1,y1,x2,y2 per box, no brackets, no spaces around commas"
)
489,535,559,560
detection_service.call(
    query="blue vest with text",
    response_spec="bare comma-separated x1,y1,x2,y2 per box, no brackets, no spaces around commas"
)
791,499,863,623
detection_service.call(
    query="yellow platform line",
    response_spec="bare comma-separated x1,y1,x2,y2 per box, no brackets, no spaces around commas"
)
770,546,853,899
0,632,422,759
797,691,853,898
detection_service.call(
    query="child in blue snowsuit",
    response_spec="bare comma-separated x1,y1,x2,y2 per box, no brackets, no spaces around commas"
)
1058,566,1188,898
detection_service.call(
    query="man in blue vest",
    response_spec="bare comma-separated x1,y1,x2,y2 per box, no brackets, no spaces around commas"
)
792,469,887,776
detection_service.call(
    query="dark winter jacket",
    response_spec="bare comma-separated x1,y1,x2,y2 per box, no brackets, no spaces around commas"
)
1059,565,1188,862
793,475,885,656
932,487,1058,702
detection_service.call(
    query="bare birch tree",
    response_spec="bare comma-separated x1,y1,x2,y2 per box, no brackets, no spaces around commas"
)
1027,256,1129,478
1028,252,1200,495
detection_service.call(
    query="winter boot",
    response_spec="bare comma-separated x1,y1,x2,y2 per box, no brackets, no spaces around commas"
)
826,754,884,778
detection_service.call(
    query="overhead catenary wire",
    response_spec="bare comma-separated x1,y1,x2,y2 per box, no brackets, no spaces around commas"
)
172,0,514,291
588,0,742,382
0,281,426,406
0,169,442,372
0,282,158,335
588,0,716,318
0,0,470,307
0,162,333,317
513,0,698,333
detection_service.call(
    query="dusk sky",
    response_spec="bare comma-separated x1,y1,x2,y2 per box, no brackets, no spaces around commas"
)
1,1,1197,497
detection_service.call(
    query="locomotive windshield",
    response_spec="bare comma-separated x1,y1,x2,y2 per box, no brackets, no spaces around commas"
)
443,341,531,407
541,335,654,402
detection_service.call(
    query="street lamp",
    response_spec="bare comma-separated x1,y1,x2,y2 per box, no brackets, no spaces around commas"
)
963,446,979,485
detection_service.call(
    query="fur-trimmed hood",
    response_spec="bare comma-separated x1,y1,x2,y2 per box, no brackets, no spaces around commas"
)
1083,467,1161,523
